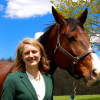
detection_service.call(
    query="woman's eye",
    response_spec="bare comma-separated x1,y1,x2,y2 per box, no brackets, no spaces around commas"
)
23,51,38,55
24,52,29,55
68,36,76,41
32,51,37,54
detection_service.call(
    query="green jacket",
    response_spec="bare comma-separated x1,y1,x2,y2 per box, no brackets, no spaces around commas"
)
1,71,54,100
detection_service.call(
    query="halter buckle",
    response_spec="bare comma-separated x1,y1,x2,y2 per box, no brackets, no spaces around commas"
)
73,58,78,65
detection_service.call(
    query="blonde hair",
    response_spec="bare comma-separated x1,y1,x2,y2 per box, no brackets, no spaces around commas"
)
12,38,50,73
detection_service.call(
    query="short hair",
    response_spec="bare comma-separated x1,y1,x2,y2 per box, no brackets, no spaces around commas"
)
12,38,50,73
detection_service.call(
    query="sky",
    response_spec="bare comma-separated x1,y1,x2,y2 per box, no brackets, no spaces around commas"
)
0,0,100,60
0,0,55,59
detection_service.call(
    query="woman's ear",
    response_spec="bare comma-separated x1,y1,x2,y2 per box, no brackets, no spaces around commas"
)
40,50,42,56
40,51,42,60
40,53,42,58
21,56,24,62
21,54,23,60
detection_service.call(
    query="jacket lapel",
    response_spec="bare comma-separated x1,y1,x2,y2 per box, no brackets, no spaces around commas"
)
43,74,52,100
19,71,38,100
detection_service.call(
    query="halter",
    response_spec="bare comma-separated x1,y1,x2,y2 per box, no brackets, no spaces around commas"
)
53,24,95,79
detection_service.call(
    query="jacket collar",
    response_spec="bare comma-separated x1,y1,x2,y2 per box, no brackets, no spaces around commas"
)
42,74,50,100
19,71,50,100
19,71,38,100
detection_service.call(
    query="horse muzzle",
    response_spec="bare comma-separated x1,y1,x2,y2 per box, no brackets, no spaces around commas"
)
83,69,100,87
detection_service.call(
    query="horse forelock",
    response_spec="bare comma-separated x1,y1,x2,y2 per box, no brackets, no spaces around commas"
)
66,18,84,32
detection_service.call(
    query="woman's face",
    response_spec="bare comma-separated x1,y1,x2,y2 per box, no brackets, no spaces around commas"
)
22,44,41,68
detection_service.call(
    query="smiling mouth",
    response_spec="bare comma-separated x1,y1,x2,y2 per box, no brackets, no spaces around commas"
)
28,59,36,62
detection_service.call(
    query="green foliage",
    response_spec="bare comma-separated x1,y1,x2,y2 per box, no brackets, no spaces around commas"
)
7,57,14,62
50,0,100,50
0,57,14,62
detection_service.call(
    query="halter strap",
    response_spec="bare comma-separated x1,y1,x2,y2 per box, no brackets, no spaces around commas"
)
53,24,95,79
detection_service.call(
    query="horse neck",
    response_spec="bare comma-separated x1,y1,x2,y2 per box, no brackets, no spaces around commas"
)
45,26,57,60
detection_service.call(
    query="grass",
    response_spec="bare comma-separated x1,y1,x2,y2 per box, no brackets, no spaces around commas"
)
53,95,100,100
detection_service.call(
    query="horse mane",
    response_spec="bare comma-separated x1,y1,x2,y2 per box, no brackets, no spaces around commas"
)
37,23,56,47
37,18,84,47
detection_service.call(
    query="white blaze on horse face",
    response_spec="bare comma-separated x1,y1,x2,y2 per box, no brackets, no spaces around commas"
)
86,47,100,87
90,47,100,80
91,53,100,71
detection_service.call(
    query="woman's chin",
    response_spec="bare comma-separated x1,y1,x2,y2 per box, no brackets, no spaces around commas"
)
28,62,38,67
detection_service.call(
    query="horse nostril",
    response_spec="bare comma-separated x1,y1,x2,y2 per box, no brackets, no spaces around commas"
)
91,69,98,81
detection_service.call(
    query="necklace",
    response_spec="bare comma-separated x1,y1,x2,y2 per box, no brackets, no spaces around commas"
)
35,76,40,81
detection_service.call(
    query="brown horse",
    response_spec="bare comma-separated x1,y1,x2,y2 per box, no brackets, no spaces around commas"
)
38,6,100,86
0,61,13,99
0,6,100,99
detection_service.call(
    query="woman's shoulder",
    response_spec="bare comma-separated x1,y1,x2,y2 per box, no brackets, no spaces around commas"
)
43,73,54,86
43,73,54,80
8,71,20,76
43,73,52,77
6,71,23,79
4,71,25,83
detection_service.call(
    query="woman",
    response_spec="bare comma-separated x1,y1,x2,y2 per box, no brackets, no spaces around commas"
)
1,38,54,100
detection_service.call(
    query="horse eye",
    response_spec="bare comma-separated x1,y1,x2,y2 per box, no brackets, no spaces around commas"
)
68,36,76,41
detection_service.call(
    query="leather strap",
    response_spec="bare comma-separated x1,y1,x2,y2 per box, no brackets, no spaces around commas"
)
53,24,95,79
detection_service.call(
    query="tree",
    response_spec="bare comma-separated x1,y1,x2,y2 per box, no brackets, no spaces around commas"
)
7,57,14,62
53,67,100,95
50,0,100,50
0,58,6,61
0,57,14,62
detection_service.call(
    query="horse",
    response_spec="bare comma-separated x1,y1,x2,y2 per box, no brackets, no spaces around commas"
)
37,6,100,86
0,61,13,99
0,6,100,99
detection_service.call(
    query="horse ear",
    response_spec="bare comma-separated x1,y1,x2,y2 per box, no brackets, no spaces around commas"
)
77,8,88,25
52,6,66,25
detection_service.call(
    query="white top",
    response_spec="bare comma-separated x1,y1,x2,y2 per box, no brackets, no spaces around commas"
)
26,71,45,100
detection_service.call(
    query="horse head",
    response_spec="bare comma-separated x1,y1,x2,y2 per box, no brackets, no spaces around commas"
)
38,6,100,87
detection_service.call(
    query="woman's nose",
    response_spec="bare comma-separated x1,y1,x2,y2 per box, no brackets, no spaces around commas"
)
29,52,33,57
